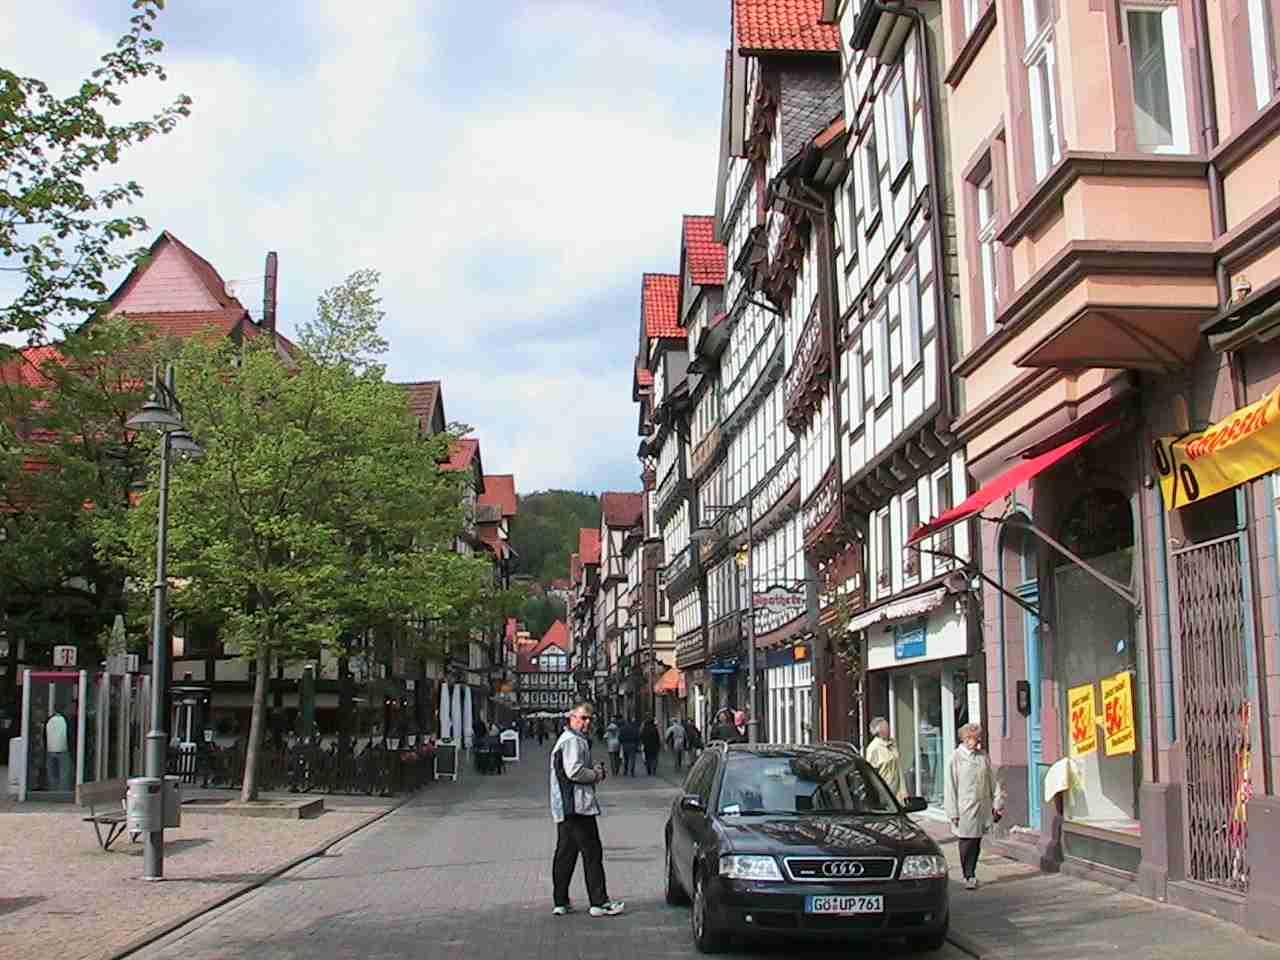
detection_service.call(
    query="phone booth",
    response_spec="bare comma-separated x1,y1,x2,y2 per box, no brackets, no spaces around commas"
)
18,669,149,802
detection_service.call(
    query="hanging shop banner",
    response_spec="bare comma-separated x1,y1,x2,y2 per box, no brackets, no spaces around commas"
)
1068,682,1098,757
1153,384,1280,510
1101,671,1137,756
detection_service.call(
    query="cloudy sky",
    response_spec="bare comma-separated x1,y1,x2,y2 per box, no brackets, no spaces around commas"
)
5,1,727,495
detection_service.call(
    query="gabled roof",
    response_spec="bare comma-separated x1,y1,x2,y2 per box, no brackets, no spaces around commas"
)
398,381,444,434
642,274,682,340
441,438,479,472
601,491,644,529
578,528,601,565
734,0,840,54
683,215,727,286
517,621,570,672
478,474,517,517
0,345,65,388
109,231,247,315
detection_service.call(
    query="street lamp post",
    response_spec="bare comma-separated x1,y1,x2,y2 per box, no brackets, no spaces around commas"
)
127,364,202,881
693,489,757,744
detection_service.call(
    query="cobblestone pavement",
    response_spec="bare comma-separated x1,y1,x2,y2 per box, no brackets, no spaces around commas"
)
0,787,397,960
131,743,966,960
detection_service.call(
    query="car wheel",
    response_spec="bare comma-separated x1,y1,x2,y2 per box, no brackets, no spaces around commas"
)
909,914,949,953
691,869,724,954
665,841,689,906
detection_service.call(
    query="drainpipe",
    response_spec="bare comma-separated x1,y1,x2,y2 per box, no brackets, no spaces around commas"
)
1192,1,1229,305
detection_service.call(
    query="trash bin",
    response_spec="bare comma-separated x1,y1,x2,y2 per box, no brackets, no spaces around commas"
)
162,775,182,829
126,777,162,834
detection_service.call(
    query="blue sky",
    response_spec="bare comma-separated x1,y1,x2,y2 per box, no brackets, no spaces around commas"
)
6,1,728,496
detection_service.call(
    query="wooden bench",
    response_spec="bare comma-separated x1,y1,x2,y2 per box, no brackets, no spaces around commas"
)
77,778,137,851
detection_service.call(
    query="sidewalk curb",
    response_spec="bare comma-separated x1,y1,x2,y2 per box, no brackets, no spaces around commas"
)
946,928,984,958
108,791,416,959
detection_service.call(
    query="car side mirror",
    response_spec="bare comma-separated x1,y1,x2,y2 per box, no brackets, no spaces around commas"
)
902,796,929,813
680,794,706,814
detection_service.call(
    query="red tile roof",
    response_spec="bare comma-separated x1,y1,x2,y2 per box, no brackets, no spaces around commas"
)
642,274,682,340
734,0,840,54
0,345,65,388
478,474,517,517
578,528,601,565
601,491,644,529
535,621,570,656
683,216,727,286
115,307,249,341
441,437,479,472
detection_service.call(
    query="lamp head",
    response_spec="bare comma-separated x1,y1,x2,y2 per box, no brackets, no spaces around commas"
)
126,398,183,433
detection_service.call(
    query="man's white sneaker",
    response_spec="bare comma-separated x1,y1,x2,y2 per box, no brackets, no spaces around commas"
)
589,901,625,917
964,877,978,890
552,905,574,916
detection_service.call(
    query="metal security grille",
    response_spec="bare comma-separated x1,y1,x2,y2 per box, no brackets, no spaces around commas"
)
1173,533,1252,892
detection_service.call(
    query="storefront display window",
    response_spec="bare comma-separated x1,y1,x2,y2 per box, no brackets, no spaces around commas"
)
880,664,971,808
1054,489,1142,836
766,661,813,744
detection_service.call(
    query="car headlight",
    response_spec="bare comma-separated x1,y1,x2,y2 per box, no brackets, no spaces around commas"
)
899,854,949,879
719,854,784,881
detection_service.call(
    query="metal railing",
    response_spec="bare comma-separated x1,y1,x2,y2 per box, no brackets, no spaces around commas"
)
170,740,436,796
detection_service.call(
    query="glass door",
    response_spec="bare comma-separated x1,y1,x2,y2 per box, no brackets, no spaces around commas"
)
1020,582,1042,829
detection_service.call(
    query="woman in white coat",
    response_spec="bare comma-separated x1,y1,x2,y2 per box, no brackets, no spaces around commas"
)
944,723,1005,889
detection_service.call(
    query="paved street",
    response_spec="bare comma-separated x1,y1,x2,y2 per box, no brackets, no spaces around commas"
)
131,742,965,960
125,742,1280,960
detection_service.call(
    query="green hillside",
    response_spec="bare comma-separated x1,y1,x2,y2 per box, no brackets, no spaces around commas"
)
511,490,601,584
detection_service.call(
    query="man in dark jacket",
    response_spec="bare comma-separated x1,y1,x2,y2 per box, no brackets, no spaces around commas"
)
639,719,661,775
619,719,640,776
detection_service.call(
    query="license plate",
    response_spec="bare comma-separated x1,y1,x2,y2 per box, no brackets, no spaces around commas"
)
805,895,884,915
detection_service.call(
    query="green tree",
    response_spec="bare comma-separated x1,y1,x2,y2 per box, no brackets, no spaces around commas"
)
519,593,567,640
99,273,494,800
1,0,191,337
510,490,601,582
0,316,176,671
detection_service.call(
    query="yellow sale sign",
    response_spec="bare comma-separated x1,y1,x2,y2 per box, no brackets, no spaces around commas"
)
1154,385,1280,511
1102,672,1137,756
1068,683,1097,758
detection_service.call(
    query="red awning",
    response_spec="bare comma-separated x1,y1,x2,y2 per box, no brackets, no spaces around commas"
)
906,421,1116,546
654,667,684,695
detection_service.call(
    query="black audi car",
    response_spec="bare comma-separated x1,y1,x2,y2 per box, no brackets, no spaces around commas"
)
664,741,949,954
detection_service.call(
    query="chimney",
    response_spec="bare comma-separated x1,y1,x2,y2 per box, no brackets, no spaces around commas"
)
263,251,278,338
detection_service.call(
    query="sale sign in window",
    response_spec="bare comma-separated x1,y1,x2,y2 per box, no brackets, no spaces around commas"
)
1068,682,1097,757
1102,671,1136,756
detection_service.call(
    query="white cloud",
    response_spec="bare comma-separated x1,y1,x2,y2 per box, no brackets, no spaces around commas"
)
3,0,725,494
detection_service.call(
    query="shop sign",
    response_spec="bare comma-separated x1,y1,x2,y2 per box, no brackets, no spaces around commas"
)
1068,682,1098,757
1154,384,1280,510
894,622,926,661
753,586,806,636
708,657,739,675
1101,671,1136,756
52,645,77,668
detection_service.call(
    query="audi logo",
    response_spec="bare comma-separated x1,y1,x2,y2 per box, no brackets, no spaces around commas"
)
821,861,865,878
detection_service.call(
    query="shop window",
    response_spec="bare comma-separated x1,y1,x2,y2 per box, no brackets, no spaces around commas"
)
1053,488,1141,842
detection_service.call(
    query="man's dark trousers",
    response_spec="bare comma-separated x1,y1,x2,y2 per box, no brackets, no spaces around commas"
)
553,814,608,908
623,747,638,776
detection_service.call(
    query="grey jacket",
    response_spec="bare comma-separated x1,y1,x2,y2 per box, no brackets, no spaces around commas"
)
550,728,601,823
944,745,1005,838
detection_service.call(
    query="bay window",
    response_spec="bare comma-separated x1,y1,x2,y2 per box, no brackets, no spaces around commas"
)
1122,2,1189,153
1024,0,1061,179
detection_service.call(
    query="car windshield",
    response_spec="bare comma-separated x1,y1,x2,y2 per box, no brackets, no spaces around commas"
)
717,750,899,816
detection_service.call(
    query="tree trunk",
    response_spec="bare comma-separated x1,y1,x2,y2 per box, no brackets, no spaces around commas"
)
241,646,270,802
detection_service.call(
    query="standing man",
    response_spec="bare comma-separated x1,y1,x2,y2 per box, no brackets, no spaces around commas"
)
944,723,1005,890
665,716,687,772
550,702,625,917
45,703,71,791
639,718,661,776
619,717,640,777
865,716,905,800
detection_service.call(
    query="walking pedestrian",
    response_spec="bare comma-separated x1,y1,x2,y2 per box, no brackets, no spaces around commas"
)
640,718,661,776
44,704,71,791
683,717,703,763
550,701,625,918
665,716,687,772
619,718,640,776
944,723,1005,890
864,716,905,800
605,719,622,776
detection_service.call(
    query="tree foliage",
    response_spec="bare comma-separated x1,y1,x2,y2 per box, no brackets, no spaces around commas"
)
98,273,496,799
1,0,191,337
510,490,600,583
519,593,567,640
0,316,176,658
